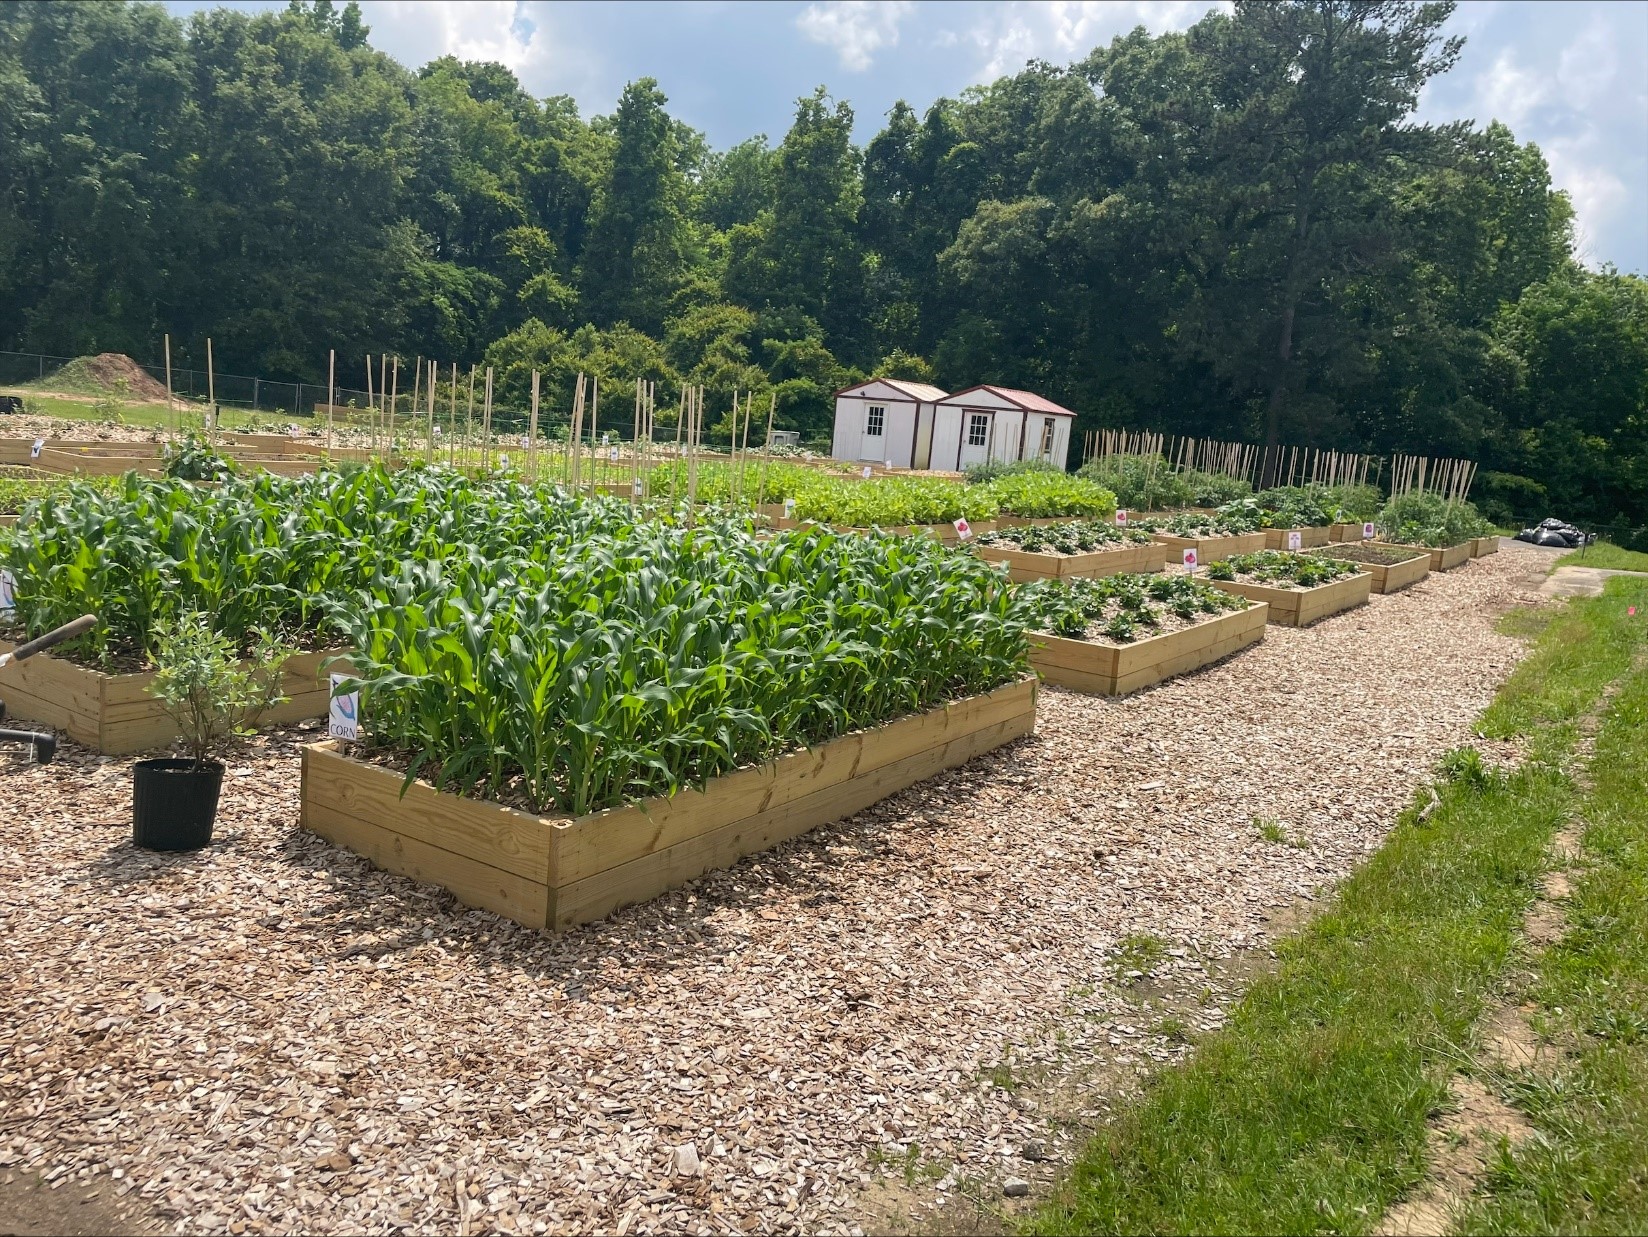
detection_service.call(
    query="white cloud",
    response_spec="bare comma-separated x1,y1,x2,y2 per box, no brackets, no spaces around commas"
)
956,0,1222,83
796,0,914,72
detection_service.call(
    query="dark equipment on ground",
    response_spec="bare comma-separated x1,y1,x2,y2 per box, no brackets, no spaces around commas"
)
0,614,97,763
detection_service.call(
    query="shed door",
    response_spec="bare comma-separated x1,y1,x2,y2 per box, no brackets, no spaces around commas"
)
859,404,888,461
958,412,991,467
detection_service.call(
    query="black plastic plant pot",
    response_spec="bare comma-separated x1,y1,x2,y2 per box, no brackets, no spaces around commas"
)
132,758,225,851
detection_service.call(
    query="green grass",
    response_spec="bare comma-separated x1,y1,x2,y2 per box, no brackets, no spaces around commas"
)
1459,630,1648,1233
0,387,278,432
1027,579,1648,1237
1555,539,1648,573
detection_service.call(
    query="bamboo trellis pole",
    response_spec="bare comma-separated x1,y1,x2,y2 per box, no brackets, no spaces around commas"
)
327,348,336,456
528,370,540,481
364,355,375,455
588,375,600,496
425,360,437,464
463,366,475,471
481,367,494,473
385,358,398,466
205,337,216,443
756,391,776,508
164,334,175,440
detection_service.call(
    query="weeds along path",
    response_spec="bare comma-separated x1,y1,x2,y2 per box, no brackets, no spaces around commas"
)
0,546,1547,1236
1028,572,1648,1237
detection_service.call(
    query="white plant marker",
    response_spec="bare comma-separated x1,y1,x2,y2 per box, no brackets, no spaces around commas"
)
1183,547,1198,575
631,478,643,498
1363,522,1376,540
1116,509,1129,526
30,438,44,460
783,497,797,519
1287,530,1303,551
954,517,972,541
328,674,360,741
861,465,873,479
0,568,16,614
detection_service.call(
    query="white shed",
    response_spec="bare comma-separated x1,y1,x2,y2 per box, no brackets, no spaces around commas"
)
830,378,950,469
930,385,1078,472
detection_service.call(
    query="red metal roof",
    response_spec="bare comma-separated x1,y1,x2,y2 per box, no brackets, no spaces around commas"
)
940,385,1079,417
835,378,950,402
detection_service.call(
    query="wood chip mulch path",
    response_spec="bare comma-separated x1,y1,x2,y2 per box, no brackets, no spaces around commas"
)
0,544,1552,1235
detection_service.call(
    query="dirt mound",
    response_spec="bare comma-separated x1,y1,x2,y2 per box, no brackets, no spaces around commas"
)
37,353,171,402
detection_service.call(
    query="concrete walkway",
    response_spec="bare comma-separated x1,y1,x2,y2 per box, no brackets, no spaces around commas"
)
1539,564,1648,599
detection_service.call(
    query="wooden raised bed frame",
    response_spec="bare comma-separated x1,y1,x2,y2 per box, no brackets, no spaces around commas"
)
301,677,1038,932
974,540,1166,582
1262,526,1332,550
1149,530,1267,563
1374,540,1472,572
1318,550,1430,595
1470,535,1500,558
1329,522,1372,543
0,645,349,754
1208,571,1373,627
1029,603,1267,696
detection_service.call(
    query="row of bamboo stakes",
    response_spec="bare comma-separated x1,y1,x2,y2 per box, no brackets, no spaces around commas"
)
1081,429,1479,501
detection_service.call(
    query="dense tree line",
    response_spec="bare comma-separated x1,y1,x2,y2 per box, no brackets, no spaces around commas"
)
1,0,1643,529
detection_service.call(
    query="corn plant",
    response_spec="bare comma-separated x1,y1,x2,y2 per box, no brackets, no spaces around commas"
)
330,524,1030,815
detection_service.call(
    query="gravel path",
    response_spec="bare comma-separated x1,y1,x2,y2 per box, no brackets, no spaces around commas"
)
0,544,1551,1235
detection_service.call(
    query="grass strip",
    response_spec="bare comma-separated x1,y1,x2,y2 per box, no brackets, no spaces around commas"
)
1554,539,1648,573
1460,584,1648,1234
1028,582,1648,1237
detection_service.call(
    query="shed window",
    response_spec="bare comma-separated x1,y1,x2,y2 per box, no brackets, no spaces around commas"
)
865,405,885,437
1040,419,1056,456
967,414,989,448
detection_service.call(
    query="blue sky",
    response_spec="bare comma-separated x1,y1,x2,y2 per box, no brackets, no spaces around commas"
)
164,0,1648,274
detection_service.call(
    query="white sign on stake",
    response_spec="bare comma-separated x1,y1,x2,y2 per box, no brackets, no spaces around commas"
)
861,465,873,480
954,517,972,541
30,438,44,460
1116,509,1129,526
499,452,509,469
1287,530,1303,551
783,497,797,519
1363,521,1376,540
1183,547,1198,574
328,673,360,741
0,568,16,615
610,446,620,462
631,479,643,498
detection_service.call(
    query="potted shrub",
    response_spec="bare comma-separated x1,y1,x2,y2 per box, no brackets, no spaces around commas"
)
134,614,294,851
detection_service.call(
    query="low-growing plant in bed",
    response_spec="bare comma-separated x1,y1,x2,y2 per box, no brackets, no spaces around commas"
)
1204,550,1372,626
975,520,1165,582
1016,573,1266,695
978,472,1117,520
1134,508,1267,561
978,520,1154,556
790,474,998,531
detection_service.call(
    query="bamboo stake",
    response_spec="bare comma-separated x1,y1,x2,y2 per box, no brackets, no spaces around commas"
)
756,391,776,508
738,389,754,504
528,370,540,482
426,360,437,464
447,363,458,468
377,354,388,461
327,348,336,456
206,337,216,443
463,366,476,472
386,358,399,467
482,367,494,473
365,355,375,456
163,334,175,440
588,375,599,496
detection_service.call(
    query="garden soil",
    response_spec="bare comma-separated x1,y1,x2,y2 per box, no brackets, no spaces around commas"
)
0,544,1551,1236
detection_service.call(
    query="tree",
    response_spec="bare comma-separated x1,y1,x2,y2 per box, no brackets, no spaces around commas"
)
576,78,689,334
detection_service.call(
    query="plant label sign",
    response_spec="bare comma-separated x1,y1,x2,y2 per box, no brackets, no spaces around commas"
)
499,452,509,469
954,517,973,541
0,568,15,615
328,674,360,741
1183,547,1198,574
30,438,44,459
1287,530,1303,551
609,446,620,462
783,497,797,519
1363,522,1376,540
631,479,643,498
861,465,873,479
1631,606,1638,617
1116,509,1129,526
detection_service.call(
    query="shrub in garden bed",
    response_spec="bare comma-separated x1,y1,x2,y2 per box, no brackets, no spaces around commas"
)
791,475,997,526
1375,492,1495,547
333,525,1031,816
977,520,1153,556
1077,454,1195,511
1019,573,1248,644
1205,550,1362,588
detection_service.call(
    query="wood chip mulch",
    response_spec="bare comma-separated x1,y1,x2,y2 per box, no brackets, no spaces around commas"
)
0,544,1551,1235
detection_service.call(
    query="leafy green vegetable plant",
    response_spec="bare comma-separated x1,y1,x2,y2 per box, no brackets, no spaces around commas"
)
1019,573,1247,643
981,472,1117,519
1204,550,1361,588
977,520,1152,555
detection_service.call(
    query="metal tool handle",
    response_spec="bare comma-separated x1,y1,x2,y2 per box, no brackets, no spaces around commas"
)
7,614,96,663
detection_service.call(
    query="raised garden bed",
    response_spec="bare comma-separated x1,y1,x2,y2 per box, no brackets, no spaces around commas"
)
1310,542,1431,594
1470,535,1500,557
0,643,348,754
1204,551,1372,627
1148,530,1267,563
1020,573,1265,695
764,516,997,545
1262,526,1332,550
301,677,1037,931
1329,522,1371,543
1374,539,1472,572
973,521,1165,581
